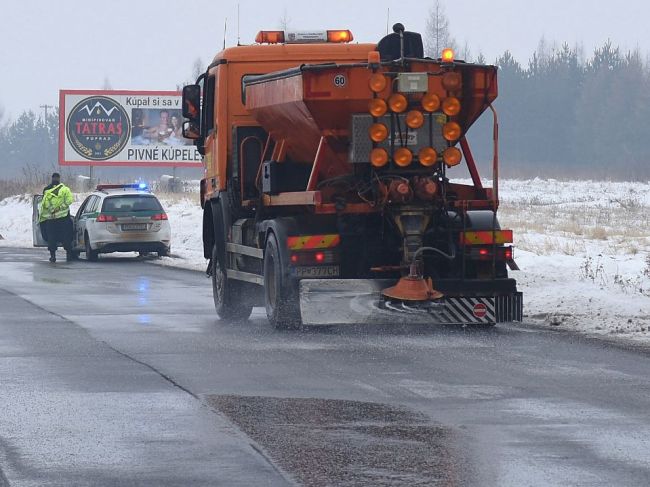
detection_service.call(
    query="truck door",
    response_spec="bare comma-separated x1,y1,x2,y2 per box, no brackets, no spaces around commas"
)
32,195,47,247
202,73,217,182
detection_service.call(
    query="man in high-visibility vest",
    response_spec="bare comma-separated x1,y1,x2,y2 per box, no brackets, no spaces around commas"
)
39,172,74,263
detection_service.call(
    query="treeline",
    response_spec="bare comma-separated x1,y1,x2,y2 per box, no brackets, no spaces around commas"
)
487,41,650,179
425,0,650,179
0,109,59,179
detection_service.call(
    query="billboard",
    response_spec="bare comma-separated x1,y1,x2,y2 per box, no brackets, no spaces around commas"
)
59,90,203,167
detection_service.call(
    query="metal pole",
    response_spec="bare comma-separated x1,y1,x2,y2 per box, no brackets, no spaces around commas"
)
39,104,53,122
40,104,55,175
386,8,390,35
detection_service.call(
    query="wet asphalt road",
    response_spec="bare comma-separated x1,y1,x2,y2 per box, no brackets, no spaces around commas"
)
1,247,649,486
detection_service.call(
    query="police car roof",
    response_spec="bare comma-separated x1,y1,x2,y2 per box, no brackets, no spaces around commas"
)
97,189,154,196
95,184,152,195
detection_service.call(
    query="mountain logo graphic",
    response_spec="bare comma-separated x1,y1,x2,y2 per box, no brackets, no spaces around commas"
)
78,101,120,117
66,96,131,161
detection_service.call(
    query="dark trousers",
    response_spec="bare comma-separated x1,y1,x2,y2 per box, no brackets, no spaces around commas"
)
43,217,73,253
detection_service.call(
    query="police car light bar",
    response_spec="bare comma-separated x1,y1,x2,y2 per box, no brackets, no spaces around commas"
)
255,30,353,44
96,183,149,191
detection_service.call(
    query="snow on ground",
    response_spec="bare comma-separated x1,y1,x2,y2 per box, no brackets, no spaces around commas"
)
1,180,649,342
0,194,34,247
496,179,650,341
156,195,205,271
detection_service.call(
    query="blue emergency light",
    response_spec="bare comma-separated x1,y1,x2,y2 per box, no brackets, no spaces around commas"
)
96,183,151,192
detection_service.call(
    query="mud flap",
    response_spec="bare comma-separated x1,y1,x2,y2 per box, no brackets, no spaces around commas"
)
299,279,522,326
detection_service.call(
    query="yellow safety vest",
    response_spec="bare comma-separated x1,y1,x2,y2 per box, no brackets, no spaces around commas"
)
39,184,73,222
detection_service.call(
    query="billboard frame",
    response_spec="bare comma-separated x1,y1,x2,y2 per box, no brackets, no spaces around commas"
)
58,89,204,168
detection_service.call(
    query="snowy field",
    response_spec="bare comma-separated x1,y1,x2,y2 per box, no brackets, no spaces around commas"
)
1,180,649,342
496,180,650,341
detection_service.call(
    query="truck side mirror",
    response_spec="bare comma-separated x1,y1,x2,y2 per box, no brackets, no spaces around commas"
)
182,84,201,124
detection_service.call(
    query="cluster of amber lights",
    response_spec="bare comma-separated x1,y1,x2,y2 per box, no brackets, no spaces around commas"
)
367,72,463,169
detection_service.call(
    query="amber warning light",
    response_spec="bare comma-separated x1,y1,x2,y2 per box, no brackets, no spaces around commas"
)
441,48,455,62
256,30,353,44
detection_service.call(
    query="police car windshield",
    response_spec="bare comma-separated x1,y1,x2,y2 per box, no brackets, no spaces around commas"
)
102,195,162,212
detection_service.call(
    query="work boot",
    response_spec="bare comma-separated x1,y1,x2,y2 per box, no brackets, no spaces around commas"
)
49,251,56,263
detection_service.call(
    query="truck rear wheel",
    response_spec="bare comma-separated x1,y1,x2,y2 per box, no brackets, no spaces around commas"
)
264,233,301,329
211,245,253,322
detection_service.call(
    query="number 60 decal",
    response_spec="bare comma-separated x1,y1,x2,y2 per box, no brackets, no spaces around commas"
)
333,74,346,87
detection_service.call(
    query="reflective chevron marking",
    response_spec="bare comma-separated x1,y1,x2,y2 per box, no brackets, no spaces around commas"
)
459,230,513,245
287,234,341,250
445,297,495,324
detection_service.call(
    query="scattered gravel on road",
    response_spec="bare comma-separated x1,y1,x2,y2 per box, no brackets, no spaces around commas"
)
207,395,464,486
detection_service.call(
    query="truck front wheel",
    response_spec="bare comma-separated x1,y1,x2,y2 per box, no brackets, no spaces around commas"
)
211,245,253,322
264,233,301,329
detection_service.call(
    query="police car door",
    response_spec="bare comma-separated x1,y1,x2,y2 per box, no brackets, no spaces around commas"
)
32,194,47,247
74,195,97,249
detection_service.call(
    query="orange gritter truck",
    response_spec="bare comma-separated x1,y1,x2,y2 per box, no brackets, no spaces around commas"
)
181,24,522,328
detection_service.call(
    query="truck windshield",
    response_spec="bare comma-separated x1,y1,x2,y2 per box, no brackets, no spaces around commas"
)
102,195,162,212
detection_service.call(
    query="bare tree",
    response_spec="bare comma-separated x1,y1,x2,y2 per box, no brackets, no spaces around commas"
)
191,57,204,81
459,40,472,62
278,8,291,31
424,0,457,58
102,76,113,90
176,57,204,89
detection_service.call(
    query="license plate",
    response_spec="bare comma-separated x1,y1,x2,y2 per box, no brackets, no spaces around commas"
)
294,265,340,278
121,223,147,231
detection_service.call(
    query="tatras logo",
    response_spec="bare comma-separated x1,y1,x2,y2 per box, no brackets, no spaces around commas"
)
66,96,130,161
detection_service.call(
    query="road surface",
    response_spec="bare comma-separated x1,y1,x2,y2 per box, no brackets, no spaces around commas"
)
1,247,649,486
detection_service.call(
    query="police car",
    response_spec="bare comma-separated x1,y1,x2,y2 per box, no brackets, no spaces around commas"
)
70,184,171,261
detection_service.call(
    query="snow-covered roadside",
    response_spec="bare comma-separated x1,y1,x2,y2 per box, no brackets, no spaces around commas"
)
0,195,33,246
155,196,206,272
1,180,649,343
496,179,650,342
515,250,650,342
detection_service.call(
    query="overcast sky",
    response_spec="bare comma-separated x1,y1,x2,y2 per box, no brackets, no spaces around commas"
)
2,0,648,119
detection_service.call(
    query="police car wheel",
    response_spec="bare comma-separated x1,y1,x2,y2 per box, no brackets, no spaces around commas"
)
211,244,252,321
85,233,99,262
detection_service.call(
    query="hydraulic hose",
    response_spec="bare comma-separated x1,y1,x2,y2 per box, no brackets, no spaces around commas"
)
406,245,456,279
411,245,456,265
